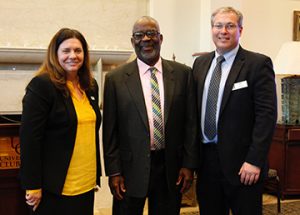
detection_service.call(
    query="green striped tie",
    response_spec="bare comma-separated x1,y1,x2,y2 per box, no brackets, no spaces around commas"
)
150,67,164,150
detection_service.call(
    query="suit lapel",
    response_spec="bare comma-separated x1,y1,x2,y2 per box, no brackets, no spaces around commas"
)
219,47,245,115
125,61,149,130
124,59,177,129
86,90,101,129
162,59,175,125
197,53,215,115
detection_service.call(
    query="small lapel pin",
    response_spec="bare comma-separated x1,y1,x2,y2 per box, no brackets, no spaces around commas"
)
90,96,95,100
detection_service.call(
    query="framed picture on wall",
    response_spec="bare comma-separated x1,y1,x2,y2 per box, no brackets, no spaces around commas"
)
293,11,300,41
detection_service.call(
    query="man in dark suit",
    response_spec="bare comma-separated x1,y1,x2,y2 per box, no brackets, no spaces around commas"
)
103,16,199,215
192,7,277,215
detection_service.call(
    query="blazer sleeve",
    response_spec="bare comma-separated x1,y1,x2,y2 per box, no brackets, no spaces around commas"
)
20,76,54,190
182,68,200,169
102,72,121,176
245,56,277,168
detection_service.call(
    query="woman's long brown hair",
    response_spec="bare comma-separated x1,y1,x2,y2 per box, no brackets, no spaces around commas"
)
37,28,93,96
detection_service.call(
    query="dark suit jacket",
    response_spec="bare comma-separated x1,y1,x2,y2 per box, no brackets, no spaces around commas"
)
192,46,277,185
20,73,102,195
103,58,199,197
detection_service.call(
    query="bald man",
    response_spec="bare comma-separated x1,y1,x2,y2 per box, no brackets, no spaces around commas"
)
103,16,199,215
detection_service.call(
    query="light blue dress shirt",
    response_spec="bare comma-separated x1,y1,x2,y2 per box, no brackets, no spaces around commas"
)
201,45,239,143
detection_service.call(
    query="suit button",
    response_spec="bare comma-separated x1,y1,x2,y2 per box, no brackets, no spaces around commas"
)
147,153,150,158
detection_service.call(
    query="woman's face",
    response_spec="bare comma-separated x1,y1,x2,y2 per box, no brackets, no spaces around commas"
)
57,38,84,78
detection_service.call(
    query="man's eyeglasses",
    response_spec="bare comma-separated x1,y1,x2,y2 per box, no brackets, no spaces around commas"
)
132,30,160,41
212,23,238,31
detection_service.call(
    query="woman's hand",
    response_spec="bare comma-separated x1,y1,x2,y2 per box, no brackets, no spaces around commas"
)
26,189,42,211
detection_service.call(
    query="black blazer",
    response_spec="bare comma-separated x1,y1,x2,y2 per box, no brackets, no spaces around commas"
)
20,74,102,195
192,46,277,185
103,59,199,197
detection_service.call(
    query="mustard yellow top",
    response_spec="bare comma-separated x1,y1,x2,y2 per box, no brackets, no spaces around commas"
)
61,81,97,195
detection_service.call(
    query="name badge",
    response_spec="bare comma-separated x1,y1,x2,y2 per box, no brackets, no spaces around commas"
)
232,81,248,91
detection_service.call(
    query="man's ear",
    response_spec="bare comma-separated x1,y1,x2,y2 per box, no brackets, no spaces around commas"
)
130,37,135,48
159,34,163,44
239,26,243,36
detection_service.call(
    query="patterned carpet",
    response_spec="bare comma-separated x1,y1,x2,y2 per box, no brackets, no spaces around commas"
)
263,201,300,215
181,212,198,215
180,201,300,215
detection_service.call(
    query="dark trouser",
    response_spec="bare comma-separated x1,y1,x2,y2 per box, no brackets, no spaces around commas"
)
113,150,182,215
32,189,94,215
196,144,263,215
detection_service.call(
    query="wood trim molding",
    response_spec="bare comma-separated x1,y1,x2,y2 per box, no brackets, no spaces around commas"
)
0,47,133,65
192,52,209,57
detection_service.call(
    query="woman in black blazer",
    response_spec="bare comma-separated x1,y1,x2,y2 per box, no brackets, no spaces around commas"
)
20,28,101,215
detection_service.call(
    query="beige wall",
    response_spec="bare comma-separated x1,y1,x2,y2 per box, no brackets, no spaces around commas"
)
240,0,300,60
0,0,148,50
1,0,300,63
150,0,300,65
1,0,300,64
150,0,202,66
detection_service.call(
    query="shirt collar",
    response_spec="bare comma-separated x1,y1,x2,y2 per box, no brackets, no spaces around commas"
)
215,44,239,63
137,57,163,75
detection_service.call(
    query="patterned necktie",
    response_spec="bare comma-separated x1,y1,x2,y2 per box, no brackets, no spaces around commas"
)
204,55,225,140
150,67,164,150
